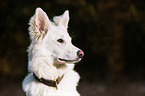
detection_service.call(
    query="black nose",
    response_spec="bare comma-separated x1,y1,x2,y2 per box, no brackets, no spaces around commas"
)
77,50,84,58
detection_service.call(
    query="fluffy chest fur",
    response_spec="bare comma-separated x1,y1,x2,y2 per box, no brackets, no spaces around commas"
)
23,70,80,96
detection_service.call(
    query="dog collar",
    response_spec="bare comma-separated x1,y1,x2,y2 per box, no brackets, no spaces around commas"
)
33,73,64,90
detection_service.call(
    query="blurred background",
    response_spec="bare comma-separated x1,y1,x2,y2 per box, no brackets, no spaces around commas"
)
0,0,145,96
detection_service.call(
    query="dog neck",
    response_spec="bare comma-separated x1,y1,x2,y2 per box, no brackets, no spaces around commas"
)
33,73,64,90
28,51,75,80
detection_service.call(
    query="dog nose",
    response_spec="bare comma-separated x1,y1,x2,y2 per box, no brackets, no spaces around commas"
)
77,50,84,58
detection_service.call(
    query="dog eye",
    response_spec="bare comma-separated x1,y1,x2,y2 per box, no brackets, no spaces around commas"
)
57,39,64,43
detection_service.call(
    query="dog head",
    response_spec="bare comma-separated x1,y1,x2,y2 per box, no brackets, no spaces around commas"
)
28,8,84,65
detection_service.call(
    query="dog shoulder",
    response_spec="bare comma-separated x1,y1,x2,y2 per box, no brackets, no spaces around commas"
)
22,73,34,92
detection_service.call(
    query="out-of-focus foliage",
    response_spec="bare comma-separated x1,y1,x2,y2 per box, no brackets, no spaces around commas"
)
0,0,145,81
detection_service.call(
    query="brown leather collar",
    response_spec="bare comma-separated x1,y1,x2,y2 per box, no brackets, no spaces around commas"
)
33,73,64,90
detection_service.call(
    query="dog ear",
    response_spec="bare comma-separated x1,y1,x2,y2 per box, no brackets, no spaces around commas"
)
53,10,69,28
29,8,51,40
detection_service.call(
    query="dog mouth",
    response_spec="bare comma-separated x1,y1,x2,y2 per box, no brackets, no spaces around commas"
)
58,58,80,63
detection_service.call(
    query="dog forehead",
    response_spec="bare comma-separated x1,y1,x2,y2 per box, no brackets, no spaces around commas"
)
49,26,71,39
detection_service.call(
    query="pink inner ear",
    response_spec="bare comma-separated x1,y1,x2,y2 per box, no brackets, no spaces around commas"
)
38,19,45,32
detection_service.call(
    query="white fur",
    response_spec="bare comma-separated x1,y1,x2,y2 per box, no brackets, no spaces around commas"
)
22,8,83,96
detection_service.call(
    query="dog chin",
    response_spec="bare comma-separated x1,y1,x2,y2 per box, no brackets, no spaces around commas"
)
57,58,81,64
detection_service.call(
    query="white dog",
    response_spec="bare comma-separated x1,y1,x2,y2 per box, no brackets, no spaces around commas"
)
22,8,84,96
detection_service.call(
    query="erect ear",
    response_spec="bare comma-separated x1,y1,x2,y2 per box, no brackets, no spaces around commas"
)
29,8,51,40
53,10,69,28
35,8,51,39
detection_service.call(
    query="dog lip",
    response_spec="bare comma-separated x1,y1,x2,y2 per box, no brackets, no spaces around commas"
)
58,58,80,63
